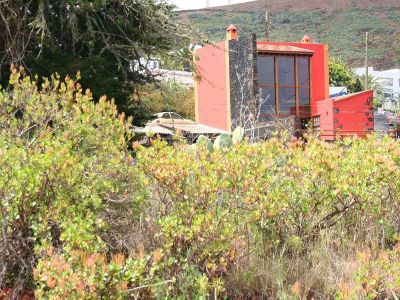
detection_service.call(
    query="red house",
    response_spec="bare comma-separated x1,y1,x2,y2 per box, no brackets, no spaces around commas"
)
194,25,374,140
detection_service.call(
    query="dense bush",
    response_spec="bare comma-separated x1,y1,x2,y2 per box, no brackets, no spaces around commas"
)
0,67,138,297
129,80,195,125
2,69,400,298
135,134,400,298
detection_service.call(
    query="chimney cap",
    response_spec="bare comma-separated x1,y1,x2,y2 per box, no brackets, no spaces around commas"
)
302,35,311,44
227,24,237,32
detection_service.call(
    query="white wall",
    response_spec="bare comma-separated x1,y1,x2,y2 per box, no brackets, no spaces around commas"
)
355,67,400,99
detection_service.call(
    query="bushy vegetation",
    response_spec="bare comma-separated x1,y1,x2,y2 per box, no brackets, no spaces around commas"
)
329,57,363,93
129,81,195,125
329,58,385,109
185,7,400,69
0,0,192,118
2,69,400,298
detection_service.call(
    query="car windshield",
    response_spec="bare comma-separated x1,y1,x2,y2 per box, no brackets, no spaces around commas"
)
162,113,182,119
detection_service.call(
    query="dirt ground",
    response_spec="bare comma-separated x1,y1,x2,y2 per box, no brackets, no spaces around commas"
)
0,289,34,300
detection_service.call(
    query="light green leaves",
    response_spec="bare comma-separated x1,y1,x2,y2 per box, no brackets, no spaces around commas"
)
196,135,214,152
232,126,245,144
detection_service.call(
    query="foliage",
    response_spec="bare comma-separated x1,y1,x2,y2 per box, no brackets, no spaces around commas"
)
3,70,400,298
135,133,400,298
0,66,138,296
329,58,385,109
362,75,386,109
329,57,363,93
193,127,245,153
34,250,157,299
129,80,195,125
0,0,191,116
160,45,199,72
337,244,400,299
184,7,400,69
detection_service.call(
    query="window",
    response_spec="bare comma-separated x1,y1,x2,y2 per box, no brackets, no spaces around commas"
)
278,57,296,115
377,78,394,87
161,112,183,119
259,87,276,114
257,54,311,118
257,56,275,114
297,57,311,115
313,116,320,131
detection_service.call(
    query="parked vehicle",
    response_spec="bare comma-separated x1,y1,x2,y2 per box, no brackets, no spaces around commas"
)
152,112,184,120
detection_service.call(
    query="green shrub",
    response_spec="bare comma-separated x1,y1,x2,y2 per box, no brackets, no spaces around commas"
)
34,250,151,299
135,134,400,298
337,244,400,299
3,68,400,298
0,66,137,294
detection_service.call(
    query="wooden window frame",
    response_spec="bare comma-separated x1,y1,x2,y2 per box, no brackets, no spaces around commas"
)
258,54,311,118
313,116,320,130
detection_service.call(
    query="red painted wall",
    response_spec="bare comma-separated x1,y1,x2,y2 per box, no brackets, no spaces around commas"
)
315,90,374,140
334,90,374,138
315,98,335,140
194,42,229,130
257,41,329,116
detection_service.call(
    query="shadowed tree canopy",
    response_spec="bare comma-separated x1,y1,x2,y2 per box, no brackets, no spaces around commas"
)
0,0,191,117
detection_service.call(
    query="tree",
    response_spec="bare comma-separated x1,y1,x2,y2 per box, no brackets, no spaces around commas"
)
329,58,384,109
329,57,363,93
0,0,191,116
129,80,195,124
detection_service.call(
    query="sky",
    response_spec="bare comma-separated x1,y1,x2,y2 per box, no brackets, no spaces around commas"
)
169,0,254,10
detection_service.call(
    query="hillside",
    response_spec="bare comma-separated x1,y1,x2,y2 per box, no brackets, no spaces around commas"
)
181,0,400,69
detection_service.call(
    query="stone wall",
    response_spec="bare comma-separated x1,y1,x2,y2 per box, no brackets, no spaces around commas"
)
228,34,258,130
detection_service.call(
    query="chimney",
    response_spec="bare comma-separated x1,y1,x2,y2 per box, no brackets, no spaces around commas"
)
226,24,238,40
301,35,311,44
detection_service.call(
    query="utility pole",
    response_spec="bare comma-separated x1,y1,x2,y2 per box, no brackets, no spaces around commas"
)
206,0,210,8
365,31,369,90
265,10,270,41
264,0,271,41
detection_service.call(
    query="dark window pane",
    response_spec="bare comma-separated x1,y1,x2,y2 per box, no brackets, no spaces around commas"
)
313,116,320,130
299,88,310,115
257,56,275,85
278,87,296,115
278,57,295,86
260,87,276,114
297,57,310,86
299,88,310,105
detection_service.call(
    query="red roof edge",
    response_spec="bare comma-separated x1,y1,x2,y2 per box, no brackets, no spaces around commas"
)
332,90,373,103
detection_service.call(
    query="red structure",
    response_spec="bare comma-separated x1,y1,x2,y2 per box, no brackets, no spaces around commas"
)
194,25,374,139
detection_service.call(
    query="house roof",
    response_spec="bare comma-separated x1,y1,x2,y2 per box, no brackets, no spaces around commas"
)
332,90,373,103
135,120,229,136
257,44,314,55
161,123,229,135
134,124,174,135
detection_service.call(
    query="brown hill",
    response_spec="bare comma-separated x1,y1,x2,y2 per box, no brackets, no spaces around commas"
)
215,0,400,11
180,0,400,68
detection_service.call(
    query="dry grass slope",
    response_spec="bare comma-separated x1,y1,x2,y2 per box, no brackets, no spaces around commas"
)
181,0,400,69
